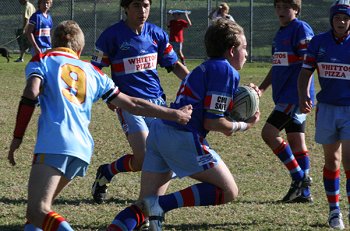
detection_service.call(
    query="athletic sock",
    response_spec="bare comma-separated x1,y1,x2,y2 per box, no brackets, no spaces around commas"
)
105,154,134,180
273,140,304,181
107,205,145,231
42,211,73,231
294,150,311,196
324,167,340,212
159,182,224,213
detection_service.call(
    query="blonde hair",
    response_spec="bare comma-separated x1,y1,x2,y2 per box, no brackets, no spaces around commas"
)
219,2,230,12
52,20,85,52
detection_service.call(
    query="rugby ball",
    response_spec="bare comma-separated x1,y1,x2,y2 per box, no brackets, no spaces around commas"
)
227,86,259,121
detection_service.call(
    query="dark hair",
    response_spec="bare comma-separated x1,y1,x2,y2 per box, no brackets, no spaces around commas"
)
205,18,244,58
120,0,152,8
274,0,301,16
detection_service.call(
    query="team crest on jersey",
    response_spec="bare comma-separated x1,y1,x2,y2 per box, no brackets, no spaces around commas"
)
317,47,326,58
120,42,131,51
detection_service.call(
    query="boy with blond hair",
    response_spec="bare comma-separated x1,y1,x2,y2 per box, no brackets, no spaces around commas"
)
8,20,191,231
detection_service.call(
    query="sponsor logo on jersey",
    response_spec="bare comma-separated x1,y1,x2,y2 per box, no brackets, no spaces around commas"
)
92,49,104,64
207,94,231,112
123,53,158,74
272,52,289,66
318,62,350,80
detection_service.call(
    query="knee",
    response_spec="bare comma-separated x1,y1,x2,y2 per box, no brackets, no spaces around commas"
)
223,185,239,203
261,128,271,144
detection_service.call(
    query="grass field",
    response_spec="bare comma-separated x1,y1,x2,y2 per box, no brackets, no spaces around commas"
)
0,57,344,230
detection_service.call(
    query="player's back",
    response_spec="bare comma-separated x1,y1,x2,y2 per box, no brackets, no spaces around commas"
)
26,48,115,163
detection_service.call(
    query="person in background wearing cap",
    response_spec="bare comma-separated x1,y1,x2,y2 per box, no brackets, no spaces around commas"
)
90,0,189,206
208,2,235,23
298,0,350,229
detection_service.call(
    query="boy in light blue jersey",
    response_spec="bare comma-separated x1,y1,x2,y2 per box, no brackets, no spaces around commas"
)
258,0,315,203
299,0,350,229
7,20,192,231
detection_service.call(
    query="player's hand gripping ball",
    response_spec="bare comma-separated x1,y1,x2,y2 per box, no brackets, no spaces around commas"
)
227,86,259,122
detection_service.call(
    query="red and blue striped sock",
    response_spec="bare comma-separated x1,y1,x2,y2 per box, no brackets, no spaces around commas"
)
294,150,311,196
323,167,340,212
159,183,224,213
273,140,304,181
42,211,73,231
104,154,134,180
107,204,145,231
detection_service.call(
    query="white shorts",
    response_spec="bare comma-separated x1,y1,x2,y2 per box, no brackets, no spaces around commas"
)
143,119,221,178
315,103,350,144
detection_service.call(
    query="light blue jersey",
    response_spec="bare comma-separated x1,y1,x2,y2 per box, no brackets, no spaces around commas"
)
25,48,119,164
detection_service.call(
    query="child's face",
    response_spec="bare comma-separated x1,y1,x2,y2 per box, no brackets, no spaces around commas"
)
125,0,151,26
231,34,247,70
333,13,350,37
39,0,52,11
275,2,297,26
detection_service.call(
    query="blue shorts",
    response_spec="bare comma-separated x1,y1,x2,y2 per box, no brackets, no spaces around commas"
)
170,41,183,52
116,96,166,135
33,154,88,180
143,119,221,178
315,103,350,144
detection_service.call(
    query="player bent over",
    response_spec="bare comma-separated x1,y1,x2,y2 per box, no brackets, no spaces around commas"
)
258,0,315,203
107,19,260,231
7,20,192,231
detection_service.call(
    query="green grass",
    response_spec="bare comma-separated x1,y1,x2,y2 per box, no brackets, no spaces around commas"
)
0,57,342,230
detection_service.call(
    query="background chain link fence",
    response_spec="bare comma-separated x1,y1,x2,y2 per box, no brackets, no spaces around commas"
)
0,0,333,61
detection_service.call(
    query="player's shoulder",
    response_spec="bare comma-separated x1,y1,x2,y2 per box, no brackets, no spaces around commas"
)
101,20,123,35
144,22,165,34
293,18,313,31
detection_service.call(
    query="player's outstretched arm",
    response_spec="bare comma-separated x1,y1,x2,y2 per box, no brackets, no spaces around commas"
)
8,76,41,166
172,61,190,80
110,92,192,125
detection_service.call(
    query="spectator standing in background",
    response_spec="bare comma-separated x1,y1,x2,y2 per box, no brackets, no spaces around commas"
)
15,0,36,62
26,0,53,57
167,11,192,65
208,2,235,23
